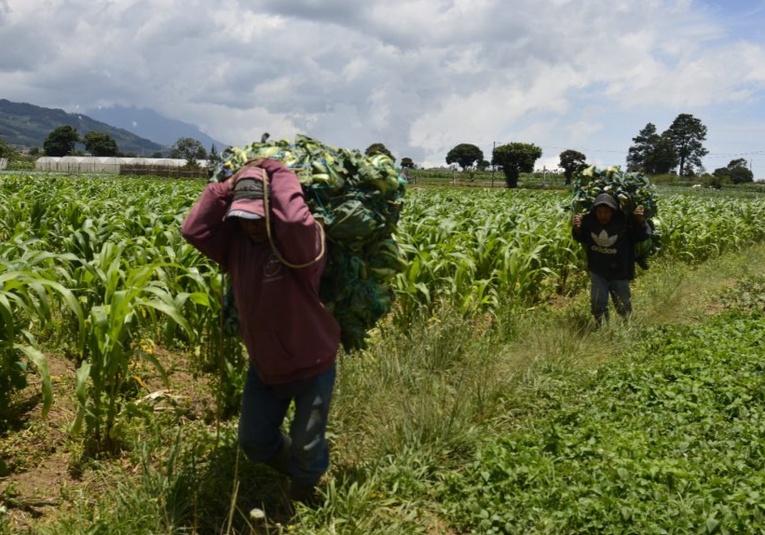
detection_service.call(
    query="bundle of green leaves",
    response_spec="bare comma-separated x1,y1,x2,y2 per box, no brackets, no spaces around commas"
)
568,165,661,269
212,134,407,351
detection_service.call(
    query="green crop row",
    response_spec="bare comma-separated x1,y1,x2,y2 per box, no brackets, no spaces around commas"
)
3,175,765,455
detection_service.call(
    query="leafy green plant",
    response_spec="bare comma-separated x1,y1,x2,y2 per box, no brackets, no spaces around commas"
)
0,268,83,418
72,254,193,455
439,312,765,533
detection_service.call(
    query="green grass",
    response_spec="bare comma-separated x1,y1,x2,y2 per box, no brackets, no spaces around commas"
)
4,174,765,534
17,244,765,534
441,309,765,533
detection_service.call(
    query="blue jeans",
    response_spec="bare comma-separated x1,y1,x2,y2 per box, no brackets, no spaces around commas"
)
590,271,632,324
238,363,336,486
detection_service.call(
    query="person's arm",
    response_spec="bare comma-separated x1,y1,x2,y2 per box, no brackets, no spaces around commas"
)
259,159,324,266
629,205,652,243
181,181,236,268
571,213,586,243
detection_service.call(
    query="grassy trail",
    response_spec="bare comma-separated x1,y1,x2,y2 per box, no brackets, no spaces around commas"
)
321,244,765,534
434,248,765,533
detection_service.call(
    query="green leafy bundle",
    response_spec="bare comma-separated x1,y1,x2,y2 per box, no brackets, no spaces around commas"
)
212,134,407,351
568,165,661,269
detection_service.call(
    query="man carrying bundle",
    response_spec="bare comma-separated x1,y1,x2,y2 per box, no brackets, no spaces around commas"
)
181,158,340,503
571,192,652,326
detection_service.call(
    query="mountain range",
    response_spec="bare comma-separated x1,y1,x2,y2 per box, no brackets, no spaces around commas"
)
0,99,228,156
83,105,228,152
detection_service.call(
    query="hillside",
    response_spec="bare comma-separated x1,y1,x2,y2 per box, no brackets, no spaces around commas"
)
83,104,228,151
0,99,166,156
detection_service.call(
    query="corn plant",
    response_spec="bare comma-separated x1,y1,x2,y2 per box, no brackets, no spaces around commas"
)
71,246,194,455
0,267,83,418
393,189,582,321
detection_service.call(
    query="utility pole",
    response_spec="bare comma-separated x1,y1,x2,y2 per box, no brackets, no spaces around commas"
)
491,141,496,187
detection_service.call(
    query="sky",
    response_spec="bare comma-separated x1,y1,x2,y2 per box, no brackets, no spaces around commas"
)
2,0,765,178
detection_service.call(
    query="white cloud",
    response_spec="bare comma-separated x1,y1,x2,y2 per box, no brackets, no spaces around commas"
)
1,0,765,177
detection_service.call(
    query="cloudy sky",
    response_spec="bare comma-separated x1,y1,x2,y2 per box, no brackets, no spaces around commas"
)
2,0,765,177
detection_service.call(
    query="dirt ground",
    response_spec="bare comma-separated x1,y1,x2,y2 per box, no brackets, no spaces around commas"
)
0,347,215,532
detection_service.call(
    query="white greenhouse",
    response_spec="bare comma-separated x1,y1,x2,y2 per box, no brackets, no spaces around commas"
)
35,156,210,174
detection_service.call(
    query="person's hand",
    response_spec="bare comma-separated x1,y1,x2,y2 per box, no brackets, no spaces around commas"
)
633,205,645,224
572,213,582,228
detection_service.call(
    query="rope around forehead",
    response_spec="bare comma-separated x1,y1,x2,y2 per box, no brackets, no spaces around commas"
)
231,162,326,269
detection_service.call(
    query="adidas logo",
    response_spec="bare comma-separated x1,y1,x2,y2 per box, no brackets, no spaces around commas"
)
590,230,618,254
591,230,617,248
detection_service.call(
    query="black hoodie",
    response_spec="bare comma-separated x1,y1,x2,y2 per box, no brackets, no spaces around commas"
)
572,209,652,280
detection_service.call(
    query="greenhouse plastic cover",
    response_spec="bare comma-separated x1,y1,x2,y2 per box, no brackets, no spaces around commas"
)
35,156,209,173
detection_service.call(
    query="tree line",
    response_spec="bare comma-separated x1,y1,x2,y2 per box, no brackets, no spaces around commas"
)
0,125,213,165
430,113,754,188
1,114,755,187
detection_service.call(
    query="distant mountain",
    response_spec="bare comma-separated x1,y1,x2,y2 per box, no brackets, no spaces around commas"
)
0,99,166,156
83,105,229,152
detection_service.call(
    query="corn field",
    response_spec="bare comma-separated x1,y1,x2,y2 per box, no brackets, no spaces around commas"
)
3,174,765,455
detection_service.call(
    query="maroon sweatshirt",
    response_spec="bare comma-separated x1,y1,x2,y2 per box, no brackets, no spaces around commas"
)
181,159,340,384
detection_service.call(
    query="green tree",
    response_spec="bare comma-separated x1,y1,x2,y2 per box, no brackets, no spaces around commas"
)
626,123,678,175
558,149,587,185
713,158,753,184
43,125,80,156
83,131,119,156
365,143,394,161
664,113,708,177
0,137,14,158
209,144,220,165
646,136,679,175
446,143,484,170
170,137,207,165
400,157,415,169
492,142,542,188
626,123,659,172
727,159,753,184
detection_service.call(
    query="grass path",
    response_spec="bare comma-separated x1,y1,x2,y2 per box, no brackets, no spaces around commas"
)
319,244,765,534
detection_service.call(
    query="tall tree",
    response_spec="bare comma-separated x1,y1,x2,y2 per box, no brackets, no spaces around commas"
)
626,123,659,172
645,135,679,175
208,144,221,166
664,113,708,177
364,143,394,161
446,143,484,170
400,157,415,169
43,125,80,156
558,149,587,185
626,123,678,175
83,131,119,156
170,137,207,165
492,142,542,188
